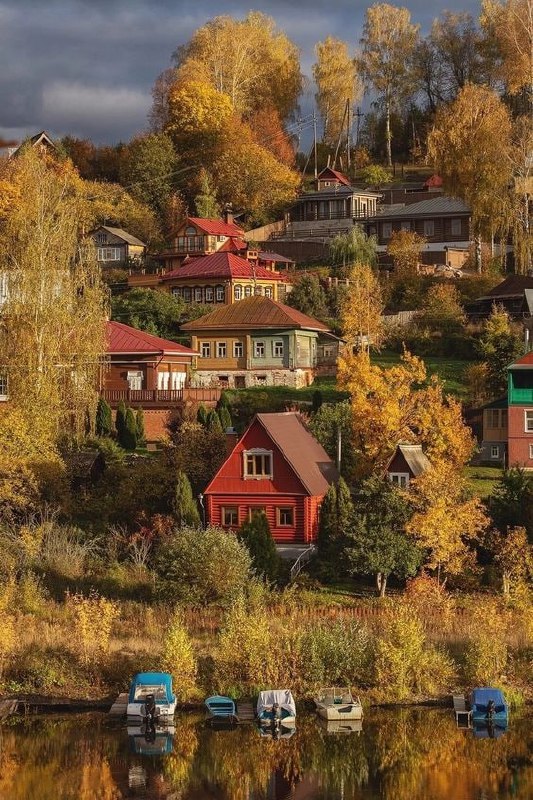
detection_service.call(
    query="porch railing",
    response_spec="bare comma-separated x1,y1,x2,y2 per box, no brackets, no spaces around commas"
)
102,387,220,405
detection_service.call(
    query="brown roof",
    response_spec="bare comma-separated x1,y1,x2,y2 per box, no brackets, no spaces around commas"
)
256,412,339,495
181,295,330,332
482,275,533,299
107,321,197,356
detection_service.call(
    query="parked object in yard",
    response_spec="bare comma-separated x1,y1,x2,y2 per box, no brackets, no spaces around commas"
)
205,695,238,725
470,687,508,724
314,687,363,721
257,689,296,728
126,672,176,722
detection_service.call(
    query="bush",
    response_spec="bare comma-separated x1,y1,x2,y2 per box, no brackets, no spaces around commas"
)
173,472,201,528
160,611,198,701
237,511,279,581
95,397,113,437
66,590,118,668
300,619,371,689
135,408,145,445
464,600,509,686
153,526,252,606
121,407,138,451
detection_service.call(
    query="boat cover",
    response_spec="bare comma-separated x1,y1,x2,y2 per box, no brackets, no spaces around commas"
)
471,688,507,713
128,672,175,704
257,689,296,716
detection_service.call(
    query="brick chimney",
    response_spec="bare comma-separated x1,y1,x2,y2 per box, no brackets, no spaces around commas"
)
225,428,239,456
223,203,234,226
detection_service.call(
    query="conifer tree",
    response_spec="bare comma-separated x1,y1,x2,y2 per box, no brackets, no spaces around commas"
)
196,404,208,426
135,408,145,445
173,471,201,528
317,478,354,580
238,511,279,581
207,410,223,433
122,407,138,451
116,400,127,442
95,397,113,437
219,406,233,431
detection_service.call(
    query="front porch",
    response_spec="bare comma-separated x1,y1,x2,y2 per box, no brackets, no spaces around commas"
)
102,387,220,408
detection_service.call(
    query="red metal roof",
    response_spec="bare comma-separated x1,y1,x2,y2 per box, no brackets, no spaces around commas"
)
161,252,285,282
423,174,443,188
106,321,197,355
510,351,533,366
318,167,351,187
218,236,248,252
187,217,244,236
181,295,330,332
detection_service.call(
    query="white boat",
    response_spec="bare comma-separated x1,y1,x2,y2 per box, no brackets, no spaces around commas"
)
314,687,363,721
126,672,177,722
257,689,296,727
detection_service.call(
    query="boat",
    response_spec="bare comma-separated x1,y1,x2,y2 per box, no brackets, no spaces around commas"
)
205,695,238,725
127,724,175,755
314,687,363,721
257,689,296,727
320,718,363,735
470,687,509,725
126,672,177,722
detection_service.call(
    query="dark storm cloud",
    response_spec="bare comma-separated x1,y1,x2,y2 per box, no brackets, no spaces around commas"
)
1,0,479,144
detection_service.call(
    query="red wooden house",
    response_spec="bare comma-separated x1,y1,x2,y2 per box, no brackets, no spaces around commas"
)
204,412,339,543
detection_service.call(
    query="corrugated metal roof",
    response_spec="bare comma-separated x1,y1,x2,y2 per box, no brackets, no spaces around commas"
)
258,252,295,264
161,252,284,282
509,350,533,367
181,295,330,332
375,196,470,219
482,276,533,299
256,413,339,496
101,226,146,247
187,217,244,236
388,443,431,477
106,320,197,355
318,167,351,186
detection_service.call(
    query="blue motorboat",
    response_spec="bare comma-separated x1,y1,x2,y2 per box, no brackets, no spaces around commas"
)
205,695,238,724
470,687,509,724
127,672,177,722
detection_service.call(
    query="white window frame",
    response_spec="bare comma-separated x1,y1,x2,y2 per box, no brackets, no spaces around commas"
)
194,287,203,303
243,449,273,479
233,342,243,358
490,445,500,459
0,372,8,400
201,342,211,358
254,341,265,358
216,285,225,302
244,285,252,297
529,444,533,460
205,286,214,302
382,222,392,239
525,410,533,432
273,340,284,358
97,247,121,262
221,506,239,527
389,472,410,488
264,286,272,298
171,287,182,298
423,220,435,237
216,341,227,358
183,287,191,302
234,285,242,301
451,218,462,236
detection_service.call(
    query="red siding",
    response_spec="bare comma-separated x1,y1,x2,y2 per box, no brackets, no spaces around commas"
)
508,405,533,468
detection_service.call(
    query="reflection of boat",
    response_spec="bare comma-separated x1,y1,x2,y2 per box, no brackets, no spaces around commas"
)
258,723,296,739
470,688,509,725
321,718,363,735
205,695,238,725
257,690,296,727
127,724,175,755
126,672,177,722
472,719,508,739
314,687,363,721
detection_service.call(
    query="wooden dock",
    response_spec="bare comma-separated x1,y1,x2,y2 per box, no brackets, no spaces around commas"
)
0,699,18,720
236,700,255,722
453,695,471,727
109,693,128,717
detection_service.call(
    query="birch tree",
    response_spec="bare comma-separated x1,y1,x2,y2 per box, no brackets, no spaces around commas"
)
358,4,419,166
313,37,362,148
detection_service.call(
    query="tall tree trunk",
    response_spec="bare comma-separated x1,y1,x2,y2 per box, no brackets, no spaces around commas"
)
502,571,510,595
376,572,387,597
385,98,392,168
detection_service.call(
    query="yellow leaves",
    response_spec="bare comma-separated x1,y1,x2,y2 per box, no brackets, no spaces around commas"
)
480,0,532,95
66,590,118,668
387,230,426,275
341,264,384,352
161,611,198,701
313,37,362,146
167,80,233,141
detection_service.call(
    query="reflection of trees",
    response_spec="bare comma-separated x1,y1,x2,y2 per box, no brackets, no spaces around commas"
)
162,713,199,793
299,716,369,800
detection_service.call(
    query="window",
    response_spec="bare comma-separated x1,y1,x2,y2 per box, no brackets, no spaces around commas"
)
530,444,533,459
201,342,211,358
171,287,182,298
244,449,273,478
183,287,191,303
277,507,294,526
490,445,500,459
400,221,411,232
157,371,169,390
273,340,284,358
423,220,435,237
502,410,508,428
218,375,229,385
222,507,238,527
194,287,203,303
244,285,252,297
95,232,107,244
0,372,8,400
389,473,410,488
248,506,266,521
254,341,265,358
216,342,227,358
451,218,462,236
205,287,214,302
525,410,533,432
216,285,225,302
97,247,121,261
264,286,272,298
382,222,392,239
254,286,262,295
233,341,243,358
487,409,500,428
127,370,143,390
234,285,242,301
185,226,197,236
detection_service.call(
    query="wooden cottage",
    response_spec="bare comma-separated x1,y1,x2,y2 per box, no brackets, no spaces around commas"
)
386,443,431,487
205,412,339,543
91,226,147,267
507,350,533,469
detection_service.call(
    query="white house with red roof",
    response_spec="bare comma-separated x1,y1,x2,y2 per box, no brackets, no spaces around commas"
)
103,320,217,439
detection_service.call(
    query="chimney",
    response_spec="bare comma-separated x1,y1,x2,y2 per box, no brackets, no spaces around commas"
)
224,203,234,226
225,427,239,456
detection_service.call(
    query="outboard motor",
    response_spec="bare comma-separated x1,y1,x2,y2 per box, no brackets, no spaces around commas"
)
486,699,495,719
143,693,159,725
271,702,281,735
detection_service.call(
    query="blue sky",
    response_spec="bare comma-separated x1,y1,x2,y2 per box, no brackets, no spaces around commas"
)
1,0,480,144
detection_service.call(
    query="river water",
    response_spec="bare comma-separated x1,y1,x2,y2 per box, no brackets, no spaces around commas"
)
0,707,530,799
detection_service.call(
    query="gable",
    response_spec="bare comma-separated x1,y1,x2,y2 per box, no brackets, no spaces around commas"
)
205,419,310,497
386,450,414,477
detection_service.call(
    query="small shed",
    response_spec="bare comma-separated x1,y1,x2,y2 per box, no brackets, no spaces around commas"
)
385,443,431,488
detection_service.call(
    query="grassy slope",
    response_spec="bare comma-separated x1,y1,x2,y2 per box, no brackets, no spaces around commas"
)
372,350,470,398
464,465,503,499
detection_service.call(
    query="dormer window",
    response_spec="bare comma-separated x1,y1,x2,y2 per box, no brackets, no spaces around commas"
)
243,449,273,479
185,226,197,236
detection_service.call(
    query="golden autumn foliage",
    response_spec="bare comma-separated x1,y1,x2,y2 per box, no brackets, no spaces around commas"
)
313,36,362,147
481,0,533,96
387,229,426,275
161,611,199,700
341,263,384,352
66,590,118,668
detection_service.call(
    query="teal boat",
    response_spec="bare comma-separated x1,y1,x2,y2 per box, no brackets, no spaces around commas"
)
205,695,238,724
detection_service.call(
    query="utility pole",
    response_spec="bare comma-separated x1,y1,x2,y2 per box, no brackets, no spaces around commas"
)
313,112,318,180
346,101,351,170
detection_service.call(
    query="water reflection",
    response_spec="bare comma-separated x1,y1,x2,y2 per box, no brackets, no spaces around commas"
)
0,708,531,800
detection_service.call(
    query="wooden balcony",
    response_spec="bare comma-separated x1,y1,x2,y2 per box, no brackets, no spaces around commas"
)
102,387,220,407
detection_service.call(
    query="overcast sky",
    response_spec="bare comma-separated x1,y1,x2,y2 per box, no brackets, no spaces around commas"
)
1,0,479,145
